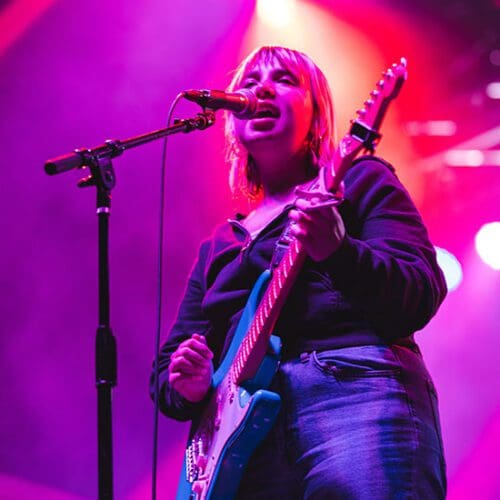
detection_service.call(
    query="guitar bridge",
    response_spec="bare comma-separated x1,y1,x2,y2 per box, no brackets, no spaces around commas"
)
185,440,197,483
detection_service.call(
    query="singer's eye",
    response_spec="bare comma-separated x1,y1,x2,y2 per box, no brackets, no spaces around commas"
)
242,80,257,89
277,73,298,86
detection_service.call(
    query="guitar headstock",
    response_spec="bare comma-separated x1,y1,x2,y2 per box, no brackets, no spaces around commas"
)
325,58,408,193
355,57,408,135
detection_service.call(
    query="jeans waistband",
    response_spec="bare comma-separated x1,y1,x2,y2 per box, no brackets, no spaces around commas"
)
280,332,419,360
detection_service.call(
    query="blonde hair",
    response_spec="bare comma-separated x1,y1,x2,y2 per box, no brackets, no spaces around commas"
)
225,46,336,199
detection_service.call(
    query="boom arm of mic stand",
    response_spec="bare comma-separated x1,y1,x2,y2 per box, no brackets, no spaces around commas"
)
44,111,216,176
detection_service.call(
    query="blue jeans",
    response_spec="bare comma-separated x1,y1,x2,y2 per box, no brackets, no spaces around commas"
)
237,344,446,499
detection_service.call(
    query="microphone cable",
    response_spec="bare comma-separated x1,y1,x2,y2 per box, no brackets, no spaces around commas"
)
151,91,185,500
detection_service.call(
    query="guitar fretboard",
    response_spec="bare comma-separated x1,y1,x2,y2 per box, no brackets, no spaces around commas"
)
231,236,306,384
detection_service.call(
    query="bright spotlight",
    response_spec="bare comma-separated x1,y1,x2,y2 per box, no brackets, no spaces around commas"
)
256,0,296,28
486,82,500,99
475,222,500,270
435,247,463,292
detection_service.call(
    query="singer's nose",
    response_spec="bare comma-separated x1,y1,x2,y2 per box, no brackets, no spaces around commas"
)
255,82,276,99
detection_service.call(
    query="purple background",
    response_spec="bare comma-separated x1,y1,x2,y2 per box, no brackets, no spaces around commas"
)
1,0,499,498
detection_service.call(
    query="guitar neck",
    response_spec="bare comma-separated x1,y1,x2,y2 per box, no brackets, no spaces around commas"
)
232,237,306,384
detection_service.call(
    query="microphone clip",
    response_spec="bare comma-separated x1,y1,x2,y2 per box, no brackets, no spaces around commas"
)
174,110,216,133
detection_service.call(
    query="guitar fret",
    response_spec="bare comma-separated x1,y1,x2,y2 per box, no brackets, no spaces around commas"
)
260,304,268,322
267,291,273,311
272,278,278,301
254,311,260,330
250,328,257,346
285,254,291,273
281,257,287,275
257,309,264,329
277,269,283,288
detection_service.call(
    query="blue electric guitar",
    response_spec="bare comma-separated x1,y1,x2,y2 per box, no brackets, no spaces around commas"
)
176,59,408,500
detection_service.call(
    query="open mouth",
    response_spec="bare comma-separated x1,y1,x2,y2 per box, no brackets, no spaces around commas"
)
253,103,280,119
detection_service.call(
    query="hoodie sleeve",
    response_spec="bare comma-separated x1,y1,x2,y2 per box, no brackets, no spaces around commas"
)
322,156,447,338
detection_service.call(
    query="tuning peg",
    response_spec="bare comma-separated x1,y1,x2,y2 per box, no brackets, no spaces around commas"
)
356,108,367,116
364,99,374,107
377,79,385,88
370,90,380,97
400,57,408,67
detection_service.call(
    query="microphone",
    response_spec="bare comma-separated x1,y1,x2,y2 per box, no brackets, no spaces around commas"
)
182,89,258,119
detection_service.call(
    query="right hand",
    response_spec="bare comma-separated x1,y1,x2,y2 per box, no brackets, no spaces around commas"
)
168,333,214,403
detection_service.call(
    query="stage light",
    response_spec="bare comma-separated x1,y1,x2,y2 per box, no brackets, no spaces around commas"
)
444,149,484,167
404,120,457,137
486,82,500,99
256,0,296,28
475,222,500,270
435,247,463,292
444,149,500,167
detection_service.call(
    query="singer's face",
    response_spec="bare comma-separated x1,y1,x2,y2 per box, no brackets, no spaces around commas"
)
234,58,313,159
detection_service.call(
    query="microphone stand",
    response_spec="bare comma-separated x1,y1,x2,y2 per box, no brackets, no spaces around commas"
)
44,111,215,500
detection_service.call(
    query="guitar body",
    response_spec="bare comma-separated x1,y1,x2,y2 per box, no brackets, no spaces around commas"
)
176,271,282,500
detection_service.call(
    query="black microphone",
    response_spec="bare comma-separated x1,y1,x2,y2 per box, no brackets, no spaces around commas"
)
182,89,258,119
